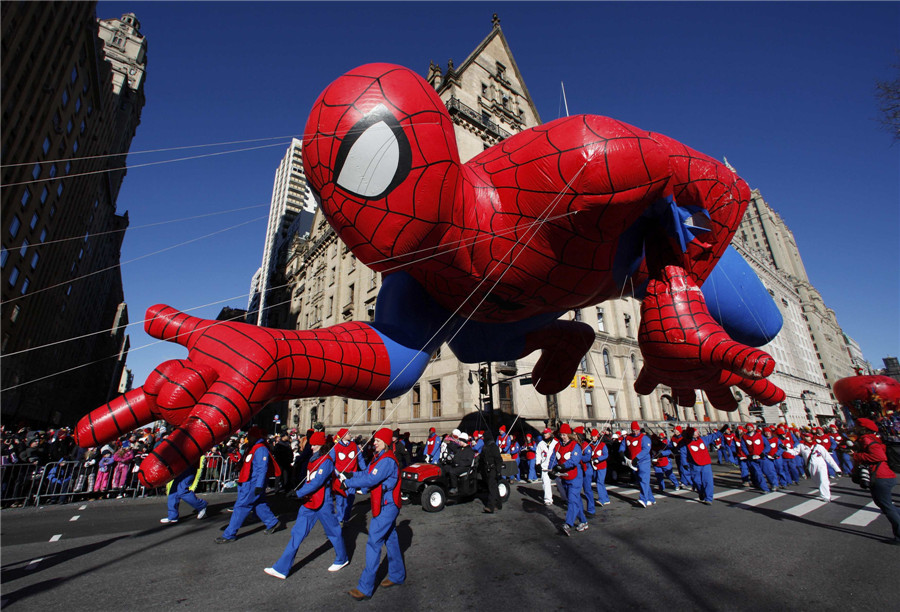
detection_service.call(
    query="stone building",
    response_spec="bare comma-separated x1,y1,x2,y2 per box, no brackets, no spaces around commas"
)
1,5,146,427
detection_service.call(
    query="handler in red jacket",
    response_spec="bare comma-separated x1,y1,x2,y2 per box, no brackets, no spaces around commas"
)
853,418,900,545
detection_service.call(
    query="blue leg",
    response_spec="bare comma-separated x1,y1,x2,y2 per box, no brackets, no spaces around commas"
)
253,496,279,530
357,505,403,597
272,507,317,575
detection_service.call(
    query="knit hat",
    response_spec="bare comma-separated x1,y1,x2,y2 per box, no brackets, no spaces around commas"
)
574,426,585,435
559,424,572,434
374,428,394,447
631,421,640,430
591,429,600,437
499,426,507,432
337,428,349,438
542,428,552,435
856,417,878,432
309,432,326,446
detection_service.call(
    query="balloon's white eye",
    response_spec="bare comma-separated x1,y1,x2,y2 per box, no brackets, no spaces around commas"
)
337,120,399,197
333,104,412,200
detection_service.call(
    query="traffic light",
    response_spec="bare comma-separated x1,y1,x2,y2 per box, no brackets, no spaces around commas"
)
479,367,489,397
586,376,595,389
570,376,578,388
580,376,587,388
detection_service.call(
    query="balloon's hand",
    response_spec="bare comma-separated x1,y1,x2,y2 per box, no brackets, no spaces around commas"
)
634,266,785,411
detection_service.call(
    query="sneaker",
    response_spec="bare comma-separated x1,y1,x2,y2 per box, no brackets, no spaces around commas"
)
576,522,589,532
264,521,283,535
561,523,571,536
160,517,178,524
348,588,370,601
215,536,235,544
328,560,349,572
637,500,647,508
674,485,682,491
196,507,207,520
700,499,712,505
544,501,553,507
647,501,655,506
264,567,286,579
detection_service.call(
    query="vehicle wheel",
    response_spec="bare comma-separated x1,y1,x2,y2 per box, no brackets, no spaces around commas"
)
498,480,510,503
421,484,446,512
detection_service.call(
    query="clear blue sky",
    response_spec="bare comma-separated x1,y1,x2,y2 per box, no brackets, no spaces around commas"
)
95,1,899,386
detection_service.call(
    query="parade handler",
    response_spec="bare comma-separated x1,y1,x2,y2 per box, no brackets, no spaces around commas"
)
217,427,281,543
340,427,406,601
265,431,348,579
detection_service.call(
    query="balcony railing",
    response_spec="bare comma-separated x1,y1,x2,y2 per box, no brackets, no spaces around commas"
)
445,96,511,140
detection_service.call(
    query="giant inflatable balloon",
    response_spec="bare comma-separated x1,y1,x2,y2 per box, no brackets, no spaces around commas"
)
833,375,900,416
76,63,784,487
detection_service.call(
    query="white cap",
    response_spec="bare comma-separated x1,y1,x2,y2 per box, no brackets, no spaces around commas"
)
458,432,469,441
452,428,461,437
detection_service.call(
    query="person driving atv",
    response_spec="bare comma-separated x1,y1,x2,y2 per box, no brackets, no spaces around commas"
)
443,432,475,495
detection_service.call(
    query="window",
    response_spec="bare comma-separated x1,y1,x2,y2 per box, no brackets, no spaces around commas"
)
10,305,20,323
49,164,57,178
412,385,421,419
499,381,513,414
430,382,442,418
8,266,19,287
20,189,30,207
57,183,63,197
379,400,386,422
20,278,29,294
19,240,29,256
72,139,79,153
80,119,85,134
62,89,69,107
603,350,613,376
0,250,8,268
32,164,40,180
9,216,21,238
573,309,582,322
67,118,73,134
585,390,594,418
342,398,348,424
30,251,38,270
607,392,618,420
596,307,605,332
43,136,51,155
39,229,47,242
71,66,78,83
40,186,49,204
366,402,373,423
624,314,632,337
631,354,638,377
75,97,81,113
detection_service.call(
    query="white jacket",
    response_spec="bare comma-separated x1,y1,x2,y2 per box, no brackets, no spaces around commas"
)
794,442,841,473
536,438,558,470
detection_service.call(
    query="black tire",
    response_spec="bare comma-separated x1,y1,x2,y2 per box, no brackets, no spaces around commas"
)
421,484,446,512
498,480,510,503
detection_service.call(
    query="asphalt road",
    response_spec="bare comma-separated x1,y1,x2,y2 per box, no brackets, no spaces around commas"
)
2,466,898,611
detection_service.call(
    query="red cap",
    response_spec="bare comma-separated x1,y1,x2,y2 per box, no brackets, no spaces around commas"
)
247,426,267,440
499,426,506,432
542,428,552,435
374,428,394,447
591,429,599,437
630,421,640,430
526,433,533,439
574,426,585,434
429,427,436,433
856,418,878,432
309,432,326,446
675,426,682,433
337,428,349,438
559,424,572,434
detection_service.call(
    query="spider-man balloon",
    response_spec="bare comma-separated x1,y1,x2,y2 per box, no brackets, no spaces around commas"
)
77,63,784,487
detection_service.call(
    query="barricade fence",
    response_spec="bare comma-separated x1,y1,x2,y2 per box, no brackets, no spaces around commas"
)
0,453,245,509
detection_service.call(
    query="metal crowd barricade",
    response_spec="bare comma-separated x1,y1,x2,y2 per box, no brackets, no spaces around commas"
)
1,462,43,507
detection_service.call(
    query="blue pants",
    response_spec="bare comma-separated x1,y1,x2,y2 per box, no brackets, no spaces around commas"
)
335,491,355,523
870,477,900,542
223,484,279,539
561,477,587,526
691,463,715,501
739,459,750,483
783,458,801,484
716,448,725,464
272,502,347,576
593,468,610,504
654,466,680,491
677,458,694,487
357,504,405,597
760,458,779,488
838,452,854,474
773,457,790,486
524,459,537,481
167,468,207,520
580,466,595,514
635,463,655,504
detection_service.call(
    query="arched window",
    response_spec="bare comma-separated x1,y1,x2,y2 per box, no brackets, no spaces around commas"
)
631,354,638,377
603,350,612,376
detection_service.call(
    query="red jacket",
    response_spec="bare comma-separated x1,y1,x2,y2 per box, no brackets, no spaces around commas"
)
854,433,896,479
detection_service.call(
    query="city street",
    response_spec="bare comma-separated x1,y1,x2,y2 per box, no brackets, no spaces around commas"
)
1,465,897,611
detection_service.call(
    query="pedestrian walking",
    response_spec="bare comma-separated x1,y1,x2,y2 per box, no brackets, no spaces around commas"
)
852,417,900,544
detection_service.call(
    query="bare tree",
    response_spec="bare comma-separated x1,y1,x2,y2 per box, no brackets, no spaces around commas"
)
875,52,900,142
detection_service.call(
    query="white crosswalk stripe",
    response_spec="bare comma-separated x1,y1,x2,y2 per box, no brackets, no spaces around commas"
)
840,502,882,526
783,496,839,517
731,492,786,508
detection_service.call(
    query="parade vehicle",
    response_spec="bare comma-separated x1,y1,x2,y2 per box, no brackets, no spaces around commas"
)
399,456,516,512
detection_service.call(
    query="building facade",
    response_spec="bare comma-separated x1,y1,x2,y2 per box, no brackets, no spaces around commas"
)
1,5,146,426
247,138,317,327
